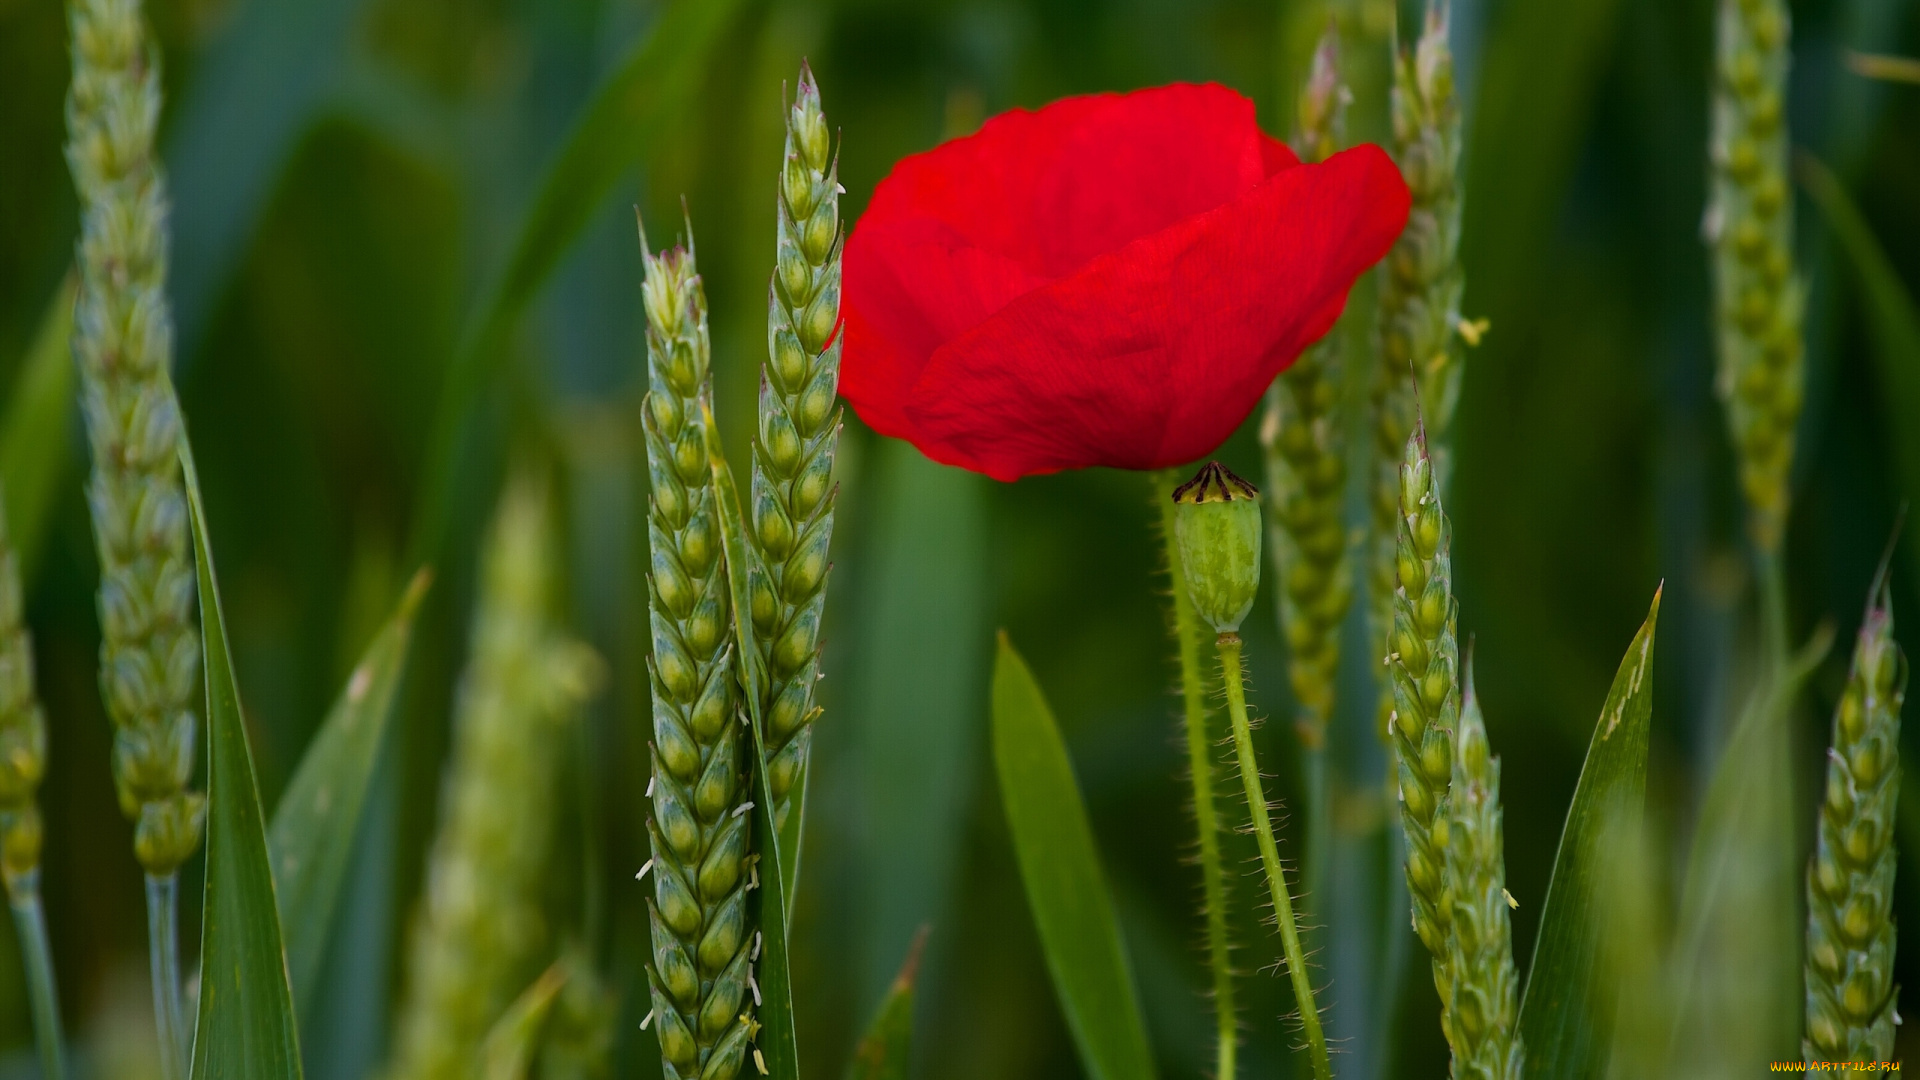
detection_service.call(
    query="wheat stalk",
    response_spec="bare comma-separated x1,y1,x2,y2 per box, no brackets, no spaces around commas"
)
1443,660,1523,1080
1803,573,1903,1065
1391,422,1460,1011
746,63,842,829
1370,0,1465,743
388,475,603,1079
1707,0,1801,556
636,235,759,1080
0,499,64,1080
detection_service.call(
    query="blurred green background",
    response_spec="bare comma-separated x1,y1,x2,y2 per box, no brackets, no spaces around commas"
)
2,0,1919,1076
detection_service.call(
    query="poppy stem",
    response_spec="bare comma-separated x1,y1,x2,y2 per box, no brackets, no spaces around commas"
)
1217,631,1332,1080
1153,469,1237,1080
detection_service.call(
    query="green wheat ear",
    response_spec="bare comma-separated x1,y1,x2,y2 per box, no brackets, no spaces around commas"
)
0,498,49,904
1708,0,1801,555
1371,0,1465,744
65,0,204,881
1262,22,1353,749
1443,659,1524,1080
1391,422,1460,1015
0,495,65,1080
387,474,604,1080
636,230,759,1080
746,61,843,828
1803,572,1903,1064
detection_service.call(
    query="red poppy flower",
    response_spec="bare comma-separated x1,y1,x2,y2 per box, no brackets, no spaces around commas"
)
841,82,1410,481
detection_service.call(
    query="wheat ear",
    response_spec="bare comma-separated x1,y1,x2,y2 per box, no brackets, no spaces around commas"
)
1708,0,1801,556
1391,422,1460,1011
1264,25,1352,757
746,63,842,828
1370,0,1464,743
0,499,64,1080
64,0,203,1069
1803,573,1903,1065
1443,660,1523,1080
387,475,603,1080
637,234,760,1080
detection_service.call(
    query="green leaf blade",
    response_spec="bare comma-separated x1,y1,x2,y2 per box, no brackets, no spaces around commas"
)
483,964,568,1080
1800,152,1920,580
1518,586,1661,1080
844,927,928,1080
0,276,76,585
182,443,303,1080
409,0,748,564
992,634,1157,1080
268,566,431,1009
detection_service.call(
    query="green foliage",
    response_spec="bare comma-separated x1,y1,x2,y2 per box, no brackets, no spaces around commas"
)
1,1,1917,1078
851,444,986,1005
482,964,566,1080
992,634,1157,1080
410,0,751,563
1800,154,1920,582
1517,588,1659,1080
1672,630,1833,1076
844,929,926,1080
0,276,75,586
268,566,429,1010
181,443,303,1080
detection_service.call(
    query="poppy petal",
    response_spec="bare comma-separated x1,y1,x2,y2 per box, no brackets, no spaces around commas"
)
899,144,1409,480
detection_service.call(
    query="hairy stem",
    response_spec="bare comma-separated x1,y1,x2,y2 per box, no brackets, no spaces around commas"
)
9,873,66,1080
1154,469,1236,1080
1218,633,1331,1080
146,873,186,1080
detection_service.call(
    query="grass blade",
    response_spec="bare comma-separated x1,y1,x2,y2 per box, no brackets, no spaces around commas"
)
1800,153,1920,545
181,442,303,1080
268,566,431,1010
1518,585,1661,1080
409,0,749,564
482,964,567,1080
1669,629,1833,1074
0,276,76,586
853,443,987,1006
700,403,800,1080
844,927,928,1080
164,0,364,364
992,634,1157,1080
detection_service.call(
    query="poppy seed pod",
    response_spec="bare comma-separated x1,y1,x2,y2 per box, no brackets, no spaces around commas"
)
1173,462,1263,635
